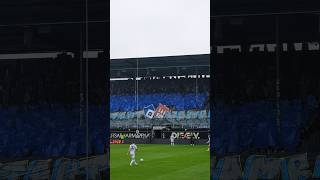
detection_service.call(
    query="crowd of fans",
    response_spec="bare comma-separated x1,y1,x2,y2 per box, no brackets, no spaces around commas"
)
110,76,209,95
0,105,107,158
110,77,209,109
0,59,78,106
0,58,106,107
110,76,210,128
0,58,107,159
3,51,318,158
214,51,320,157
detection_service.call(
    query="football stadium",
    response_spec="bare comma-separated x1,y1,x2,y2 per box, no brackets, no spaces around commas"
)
110,55,210,180
110,1,210,179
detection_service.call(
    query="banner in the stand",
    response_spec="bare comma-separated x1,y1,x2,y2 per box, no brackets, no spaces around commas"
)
144,104,156,119
110,139,124,144
163,131,209,139
143,103,171,119
110,131,151,139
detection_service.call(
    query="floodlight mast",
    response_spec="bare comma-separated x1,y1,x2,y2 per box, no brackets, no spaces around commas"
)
136,57,139,131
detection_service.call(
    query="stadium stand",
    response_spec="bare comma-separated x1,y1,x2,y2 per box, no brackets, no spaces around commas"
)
110,77,210,128
214,51,320,157
0,58,108,159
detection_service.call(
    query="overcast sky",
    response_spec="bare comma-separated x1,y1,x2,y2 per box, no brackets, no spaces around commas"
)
110,0,210,59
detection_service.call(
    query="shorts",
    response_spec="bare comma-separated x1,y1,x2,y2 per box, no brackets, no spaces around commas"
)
130,153,135,159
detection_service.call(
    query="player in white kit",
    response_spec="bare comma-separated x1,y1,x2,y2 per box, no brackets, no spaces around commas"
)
128,143,138,166
170,135,175,146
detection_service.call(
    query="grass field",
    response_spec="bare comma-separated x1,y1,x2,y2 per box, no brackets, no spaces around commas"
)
110,144,210,180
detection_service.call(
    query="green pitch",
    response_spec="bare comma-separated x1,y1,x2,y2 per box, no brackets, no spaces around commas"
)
110,144,210,180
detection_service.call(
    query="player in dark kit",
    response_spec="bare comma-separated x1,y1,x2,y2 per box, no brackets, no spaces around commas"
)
190,134,195,146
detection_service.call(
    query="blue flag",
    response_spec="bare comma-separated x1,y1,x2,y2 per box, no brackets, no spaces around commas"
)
144,104,155,119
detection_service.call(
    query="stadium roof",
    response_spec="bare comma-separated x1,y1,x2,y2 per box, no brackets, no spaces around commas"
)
0,0,107,53
212,0,320,16
110,54,210,78
0,0,107,25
